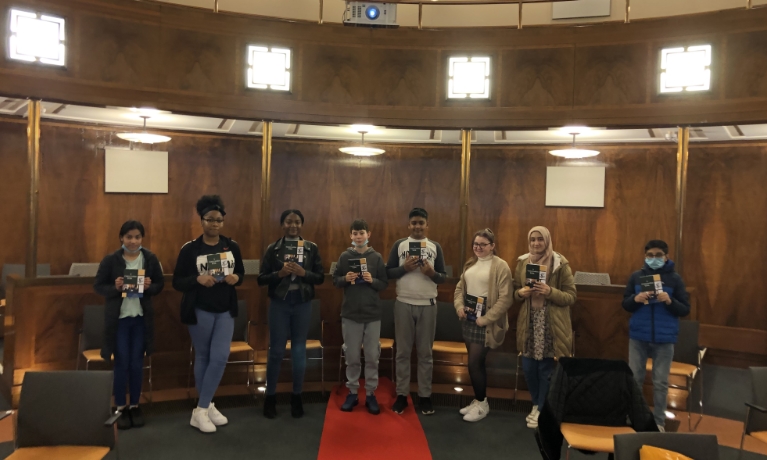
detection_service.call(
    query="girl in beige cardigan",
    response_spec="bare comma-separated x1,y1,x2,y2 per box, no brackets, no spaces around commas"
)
453,229,513,422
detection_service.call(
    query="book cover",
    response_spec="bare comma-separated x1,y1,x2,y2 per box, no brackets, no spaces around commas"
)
283,240,305,266
206,254,225,282
122,269,145,298
408,241,426,265
464,294,486,323
349,257,368,284
525,263,547,288
639,274,663,304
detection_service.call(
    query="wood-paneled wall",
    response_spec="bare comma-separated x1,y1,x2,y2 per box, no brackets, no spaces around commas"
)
0,119,262,275
1,0,767,129
684,142,767,332
3,119,767,366
468,145,678,287
0,121,29,288
268,140,462,272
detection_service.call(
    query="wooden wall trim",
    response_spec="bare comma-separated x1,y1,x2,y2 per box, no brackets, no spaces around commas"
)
0,0,767,128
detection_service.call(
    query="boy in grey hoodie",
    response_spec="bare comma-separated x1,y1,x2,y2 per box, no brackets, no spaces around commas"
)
333,219,388,414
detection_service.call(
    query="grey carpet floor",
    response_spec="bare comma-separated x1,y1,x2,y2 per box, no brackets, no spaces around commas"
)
0,402,763,459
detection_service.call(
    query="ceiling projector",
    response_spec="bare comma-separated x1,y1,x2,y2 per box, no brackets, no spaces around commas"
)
344,2,398,28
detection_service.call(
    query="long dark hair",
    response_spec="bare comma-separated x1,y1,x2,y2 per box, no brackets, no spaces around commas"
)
463,228,496,272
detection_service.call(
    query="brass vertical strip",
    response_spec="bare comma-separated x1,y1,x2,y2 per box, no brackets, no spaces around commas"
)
319,0,324,24
260,121,273,253
518,2,523,29
674,127,690,274
747,0,753,9
625,0,630,23
459,129,472,271
418,3,423,30
25,100,41,279
214,0,219,13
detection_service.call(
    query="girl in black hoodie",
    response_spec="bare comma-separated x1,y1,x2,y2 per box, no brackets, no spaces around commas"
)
94,220,164,430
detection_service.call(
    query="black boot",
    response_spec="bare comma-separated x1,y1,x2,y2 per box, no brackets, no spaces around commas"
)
263,395,277,419
291,393,304,418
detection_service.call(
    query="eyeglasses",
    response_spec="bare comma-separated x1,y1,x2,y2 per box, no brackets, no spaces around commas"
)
472,242,491,249
202,218,225,225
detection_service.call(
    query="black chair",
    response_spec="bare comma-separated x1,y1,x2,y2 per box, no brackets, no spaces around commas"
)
0,371,121,459
336,299,396,395
614,432,719,460
741,366,767,452
77,304,153,404
188,300,256,399
278,299,325,395
645,320,706,431
432,300,468,366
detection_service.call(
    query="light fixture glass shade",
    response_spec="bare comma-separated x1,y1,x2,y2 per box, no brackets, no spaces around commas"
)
548,148,600,159
339,146,385,156
117,116,171,144
116,132,171,144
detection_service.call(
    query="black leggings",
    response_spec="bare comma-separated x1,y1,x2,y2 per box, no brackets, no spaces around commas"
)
466,342,491,401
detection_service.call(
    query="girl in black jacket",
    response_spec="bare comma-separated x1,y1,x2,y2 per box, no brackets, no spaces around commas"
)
94,220,164,430
258,209,324,419
173,195,244,434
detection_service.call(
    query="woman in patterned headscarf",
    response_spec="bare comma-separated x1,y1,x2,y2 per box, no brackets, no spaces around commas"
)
513,226,576,429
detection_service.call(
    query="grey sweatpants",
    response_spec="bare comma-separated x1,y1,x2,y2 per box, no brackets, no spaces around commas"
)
394,300,437,397
342,318,381,395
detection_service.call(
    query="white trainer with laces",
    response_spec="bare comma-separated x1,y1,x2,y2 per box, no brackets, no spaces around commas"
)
459,399,480,416
526,405,540,423
463,399,490,422
208,403,228,426
190,407,217,433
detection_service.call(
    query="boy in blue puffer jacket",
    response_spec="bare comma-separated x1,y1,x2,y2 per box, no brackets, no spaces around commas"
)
622,239,690,431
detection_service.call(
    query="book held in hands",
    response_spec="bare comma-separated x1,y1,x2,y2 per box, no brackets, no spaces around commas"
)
525,263,547,288
349,258,368,284
283,240,305,265
122,269,145,298
409,241,427,266
464,294,486,323
639,274,663,304
195,252,235,282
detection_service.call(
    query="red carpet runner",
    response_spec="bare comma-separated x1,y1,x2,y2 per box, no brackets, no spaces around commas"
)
317,378,432,460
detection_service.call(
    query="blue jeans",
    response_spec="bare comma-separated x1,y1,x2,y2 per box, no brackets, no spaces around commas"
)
266,291,312,396
188,309,235,409
522,357,556,408
629,338,675,427
114,316,145,407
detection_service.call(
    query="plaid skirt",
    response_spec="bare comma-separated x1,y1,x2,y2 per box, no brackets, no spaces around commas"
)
462,320,486,345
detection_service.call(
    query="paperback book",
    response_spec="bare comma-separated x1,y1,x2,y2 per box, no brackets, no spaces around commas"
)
639,274,663,304
122,269,145,299
349,258,368,284
464,294,486,323
525,263,548,288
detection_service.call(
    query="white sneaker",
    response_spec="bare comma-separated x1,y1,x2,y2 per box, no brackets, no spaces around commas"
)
527,410,539,429
463,399,489,422
207,403,228,426
526,405,539,423
657,424,666,433
459,399,480,415
190,408,216,433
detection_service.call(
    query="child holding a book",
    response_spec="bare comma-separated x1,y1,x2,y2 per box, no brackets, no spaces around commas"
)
258,209,325,419
385,207,447,415
172,195,245,433
622,239,690,432
513,226,576,429
94,220,164,430
453,229,513,422
333,219,389,414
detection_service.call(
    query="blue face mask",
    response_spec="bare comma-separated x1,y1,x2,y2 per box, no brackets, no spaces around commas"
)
352,239,369,248
646,258,664,270
122,244,142,254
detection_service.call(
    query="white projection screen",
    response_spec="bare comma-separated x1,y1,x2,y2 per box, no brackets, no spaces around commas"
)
545,166,605,208
105,148,168,193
